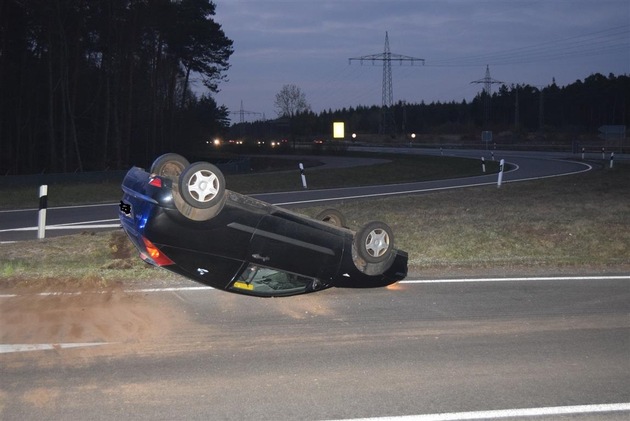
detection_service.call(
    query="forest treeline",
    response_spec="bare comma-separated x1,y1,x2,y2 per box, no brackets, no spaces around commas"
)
1,0,233,175
234,73,629,145
1,1,628,175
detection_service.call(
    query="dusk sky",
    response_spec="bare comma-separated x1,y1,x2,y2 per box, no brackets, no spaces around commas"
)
201,0,630,123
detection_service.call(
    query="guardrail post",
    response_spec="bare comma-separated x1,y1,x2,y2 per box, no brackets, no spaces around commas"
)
37,185,48,239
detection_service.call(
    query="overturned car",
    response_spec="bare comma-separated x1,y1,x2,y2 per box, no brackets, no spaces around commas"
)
118,153,408,297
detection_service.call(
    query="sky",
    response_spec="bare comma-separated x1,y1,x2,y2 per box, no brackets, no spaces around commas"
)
198,0,630,123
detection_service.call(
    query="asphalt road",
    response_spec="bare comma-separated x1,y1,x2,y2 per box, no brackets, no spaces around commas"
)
0,148,594,242
1,276,629,420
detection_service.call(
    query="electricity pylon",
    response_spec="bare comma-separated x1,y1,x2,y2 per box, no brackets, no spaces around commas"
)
231,100,263,123
349,32,424,135
471,65,503,125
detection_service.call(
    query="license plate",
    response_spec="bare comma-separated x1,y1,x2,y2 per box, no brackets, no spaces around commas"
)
119,201,132,217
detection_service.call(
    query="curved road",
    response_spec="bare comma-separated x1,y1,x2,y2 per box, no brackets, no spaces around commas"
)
0,149,593,242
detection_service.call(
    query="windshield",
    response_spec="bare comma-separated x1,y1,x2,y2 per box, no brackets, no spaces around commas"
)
229,264,318,297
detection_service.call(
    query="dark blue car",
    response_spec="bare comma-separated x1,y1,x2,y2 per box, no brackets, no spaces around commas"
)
119,153,408,297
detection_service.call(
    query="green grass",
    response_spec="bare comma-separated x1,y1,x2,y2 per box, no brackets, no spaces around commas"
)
299,163,630,276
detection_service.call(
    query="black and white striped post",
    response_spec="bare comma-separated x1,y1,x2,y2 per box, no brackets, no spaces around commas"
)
299,163,307,189
481,157,486,173
37,185,48,239
610,152,615,169
497,159,505,188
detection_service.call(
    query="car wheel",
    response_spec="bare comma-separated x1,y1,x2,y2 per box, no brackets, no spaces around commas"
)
355,221,394,263
316,209,346,227
150,153,189,180
179,162,226,209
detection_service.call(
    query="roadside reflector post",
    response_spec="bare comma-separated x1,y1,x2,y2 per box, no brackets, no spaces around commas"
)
602,147,605,159
491,151,495,161
610,152,615,169
481,157,486,173
581,147,585,160
299,163,307,189
497,159,505,188
37,184,48,239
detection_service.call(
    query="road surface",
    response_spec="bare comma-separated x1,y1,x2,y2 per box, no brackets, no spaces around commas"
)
1,275,628,420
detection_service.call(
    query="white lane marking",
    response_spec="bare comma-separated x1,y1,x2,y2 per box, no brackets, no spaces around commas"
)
273,180,501,206
322,403,630,421
401,275,630,283
2,276,627,299
0,218,120,233
0,342,110,354
271,161,592,206
0,286,213,299
0,202,119,213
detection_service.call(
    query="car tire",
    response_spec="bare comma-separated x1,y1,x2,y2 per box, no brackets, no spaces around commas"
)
355,221,394,264
316,209,346,227
150,153,189,180
179,162,226,209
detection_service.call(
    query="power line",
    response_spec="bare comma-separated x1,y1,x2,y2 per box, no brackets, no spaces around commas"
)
349,32,424,135
428,25,630,67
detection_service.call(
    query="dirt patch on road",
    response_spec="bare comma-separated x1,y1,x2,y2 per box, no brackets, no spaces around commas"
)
1,283,188,366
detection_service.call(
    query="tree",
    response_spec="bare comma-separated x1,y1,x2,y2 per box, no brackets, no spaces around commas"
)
274,84,310,117
0,0,234,174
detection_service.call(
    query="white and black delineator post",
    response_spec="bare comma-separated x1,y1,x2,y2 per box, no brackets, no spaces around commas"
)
610,152,615,169
299,163,307,189
497,159,505,188
37,184,48,239
481,157,486,173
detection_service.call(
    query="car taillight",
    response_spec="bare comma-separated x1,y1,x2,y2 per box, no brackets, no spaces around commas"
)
141,237,174,266
148,176,163,188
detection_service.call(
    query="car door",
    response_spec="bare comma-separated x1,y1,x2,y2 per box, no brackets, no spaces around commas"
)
247,209,345,280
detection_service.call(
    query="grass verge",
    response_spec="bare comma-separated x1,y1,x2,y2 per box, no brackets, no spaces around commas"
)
1,161,628,288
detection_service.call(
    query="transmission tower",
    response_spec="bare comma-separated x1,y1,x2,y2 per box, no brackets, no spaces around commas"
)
349,32,424,135
231,100,263,123
470,65,503,125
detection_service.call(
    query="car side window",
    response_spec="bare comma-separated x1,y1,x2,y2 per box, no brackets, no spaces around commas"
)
229,263,316,296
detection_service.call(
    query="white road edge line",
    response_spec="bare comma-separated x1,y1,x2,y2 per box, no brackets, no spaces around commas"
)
0,342,110,354
0,219,120,232
1,276,628,299
321,403,630,421
400,275,630,283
